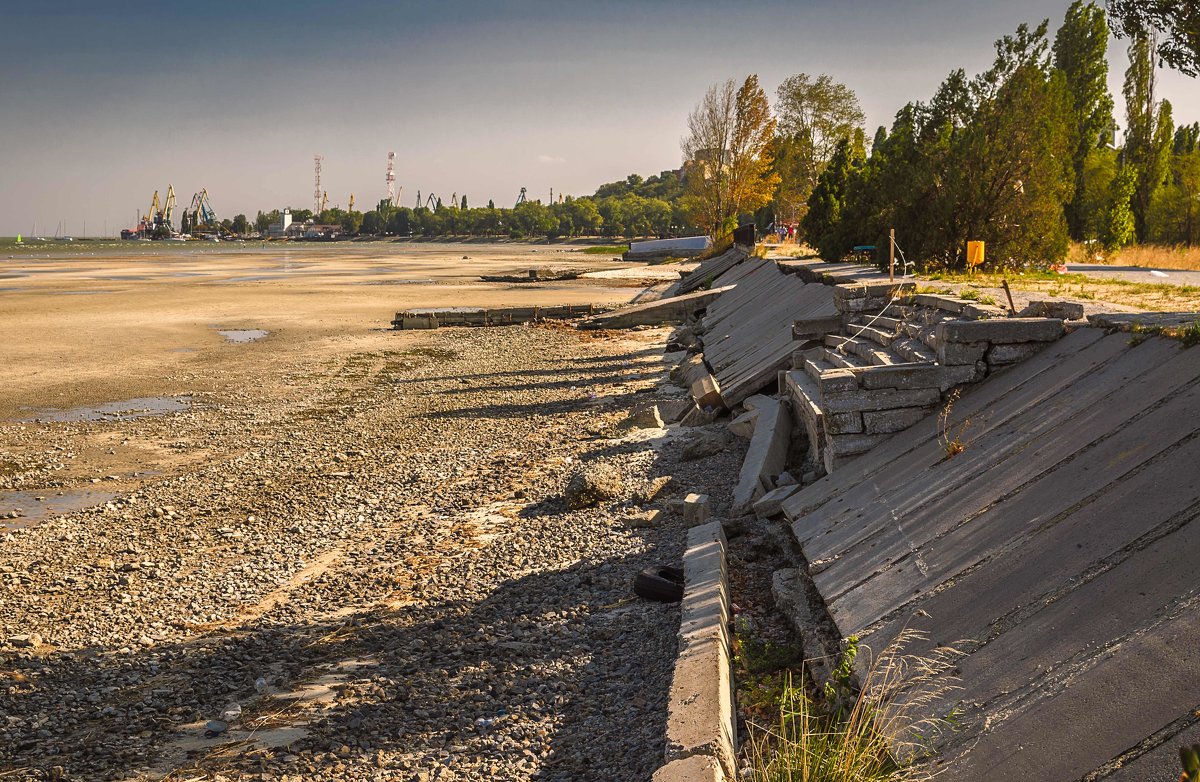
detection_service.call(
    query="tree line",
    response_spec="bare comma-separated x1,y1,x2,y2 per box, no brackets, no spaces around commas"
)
247,170,697,241
680,1,1199,269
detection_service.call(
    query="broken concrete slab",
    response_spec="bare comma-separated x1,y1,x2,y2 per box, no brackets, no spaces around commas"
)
937,317,1064,344
731,395,791,515
580,285,736,329
727,409,758,439
752,484,800,519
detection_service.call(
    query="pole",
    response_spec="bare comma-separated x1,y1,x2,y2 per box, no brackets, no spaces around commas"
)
889,227,895,281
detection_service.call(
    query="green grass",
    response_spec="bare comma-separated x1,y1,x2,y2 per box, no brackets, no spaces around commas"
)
580,244,628,255
745,631,964,782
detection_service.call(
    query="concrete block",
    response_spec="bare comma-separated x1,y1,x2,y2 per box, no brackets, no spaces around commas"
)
858,363,943,391
826,410,864,434
663,522,735,776
657,399,695,424
1019,300,1086,320
862,406,933,434
793,315,844,339
988,342,1045,365
728,409,758,439
622,404,665,429
732,396,792,515
753,484,801,519
652,756,724,782
937,317,1064,344
815,366,858,393
670,493,712,526
822,387,941,414
937,340,988,365
825,432,890,457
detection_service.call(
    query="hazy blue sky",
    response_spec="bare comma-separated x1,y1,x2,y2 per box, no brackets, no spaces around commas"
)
1,0,1196,236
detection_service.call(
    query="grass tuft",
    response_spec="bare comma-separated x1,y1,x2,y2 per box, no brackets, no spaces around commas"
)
745,630,964,782
580,244,629,255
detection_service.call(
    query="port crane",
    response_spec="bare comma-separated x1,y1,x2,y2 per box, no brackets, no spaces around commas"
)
425,192,439,210
184,189,219,234
348,193,355,212
515,187,527,207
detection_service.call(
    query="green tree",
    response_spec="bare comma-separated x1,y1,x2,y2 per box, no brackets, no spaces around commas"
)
1102,163,1138,251
231,214,249,234
1053,1,1115,239
1106,1,1200,76
802,130,866,257
461,195,468,210
773,73,865,225
1123,35,1176,242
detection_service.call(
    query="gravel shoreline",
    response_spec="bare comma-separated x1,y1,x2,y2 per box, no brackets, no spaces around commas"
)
0,325,745,781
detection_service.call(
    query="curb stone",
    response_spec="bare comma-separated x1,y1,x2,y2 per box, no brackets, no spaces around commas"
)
656,521,736,781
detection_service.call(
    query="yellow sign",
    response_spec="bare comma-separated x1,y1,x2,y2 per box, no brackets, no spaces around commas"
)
966,241,985,269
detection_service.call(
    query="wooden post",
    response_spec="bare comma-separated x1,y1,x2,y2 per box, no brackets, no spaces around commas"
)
1002,279,1018,317
889,228,895,281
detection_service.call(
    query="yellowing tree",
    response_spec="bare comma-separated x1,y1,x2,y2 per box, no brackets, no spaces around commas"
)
682,75,780,238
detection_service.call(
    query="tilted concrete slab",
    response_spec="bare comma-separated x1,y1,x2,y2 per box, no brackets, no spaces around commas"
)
578,285,735,329
779,328,1200,780
699,260,838,406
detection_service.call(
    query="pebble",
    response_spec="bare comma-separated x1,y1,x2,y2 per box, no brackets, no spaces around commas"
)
0,326,745,780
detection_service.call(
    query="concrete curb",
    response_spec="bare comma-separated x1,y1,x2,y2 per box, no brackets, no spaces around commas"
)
653,521,736,782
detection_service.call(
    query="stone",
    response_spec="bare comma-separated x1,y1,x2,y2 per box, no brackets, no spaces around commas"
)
937,340,988,366
826,411,864,435
1020,300,1085,321
775,471,798,487
862,406,933,434
622,404,664,430
625,509,662,529
634,476,677,504
9,633,41,648
727,410,758,439
821,387,941,414
753,484,801,519
937,317,1064,344
564,463,626,509
680,405,719,427
680,431,730,461
670,493,711,526
656,399,695,424
988,342,1045,365
857,363,944,391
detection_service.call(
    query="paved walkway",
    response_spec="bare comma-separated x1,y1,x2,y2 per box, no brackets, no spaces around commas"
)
1066,263,1200,286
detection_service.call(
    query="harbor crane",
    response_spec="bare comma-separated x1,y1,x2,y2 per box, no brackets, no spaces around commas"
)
515,187,527,207
424,192,439,210
320,191,329,213
184,189,219,234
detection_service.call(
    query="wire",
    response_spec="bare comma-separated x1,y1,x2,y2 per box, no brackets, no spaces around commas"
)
831,234,915,354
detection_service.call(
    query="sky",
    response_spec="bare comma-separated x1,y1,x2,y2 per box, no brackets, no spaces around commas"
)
1,0,1196,236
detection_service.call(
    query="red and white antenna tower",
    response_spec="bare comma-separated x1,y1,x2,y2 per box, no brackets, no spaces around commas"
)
313,155,324,214
386,152,397,206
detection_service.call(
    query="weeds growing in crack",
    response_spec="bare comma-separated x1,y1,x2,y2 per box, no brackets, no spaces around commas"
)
745,630,965,782
937,390,970,459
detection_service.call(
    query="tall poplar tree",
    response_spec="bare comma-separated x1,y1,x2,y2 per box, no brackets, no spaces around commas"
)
1123,35,1175,242
1053,1,1115,239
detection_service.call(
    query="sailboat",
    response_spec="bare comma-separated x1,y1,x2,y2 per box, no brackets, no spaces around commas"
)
15,234,21,244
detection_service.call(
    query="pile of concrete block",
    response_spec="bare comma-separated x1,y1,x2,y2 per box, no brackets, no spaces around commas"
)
784,287,1068,473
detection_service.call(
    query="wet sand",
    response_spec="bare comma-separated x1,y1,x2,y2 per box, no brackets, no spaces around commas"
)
0,242,642,420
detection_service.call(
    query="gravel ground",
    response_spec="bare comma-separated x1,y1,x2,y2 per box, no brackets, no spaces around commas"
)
0,324,745,781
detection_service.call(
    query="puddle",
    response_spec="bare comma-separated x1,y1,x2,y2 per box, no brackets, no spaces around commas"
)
221,275,290,283
20,395,193,422
351,278,436,286
0,489,117,530
216,329,269,343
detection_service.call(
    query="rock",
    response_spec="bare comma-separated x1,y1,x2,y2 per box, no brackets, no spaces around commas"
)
621,404,664,430
668,493,711,525
9,633,41,648
679,431,730,461
564,463,626,509
624,510,662,529
679,405,718,427
633,476,677,504
775,471,798,487
727,409,758,439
